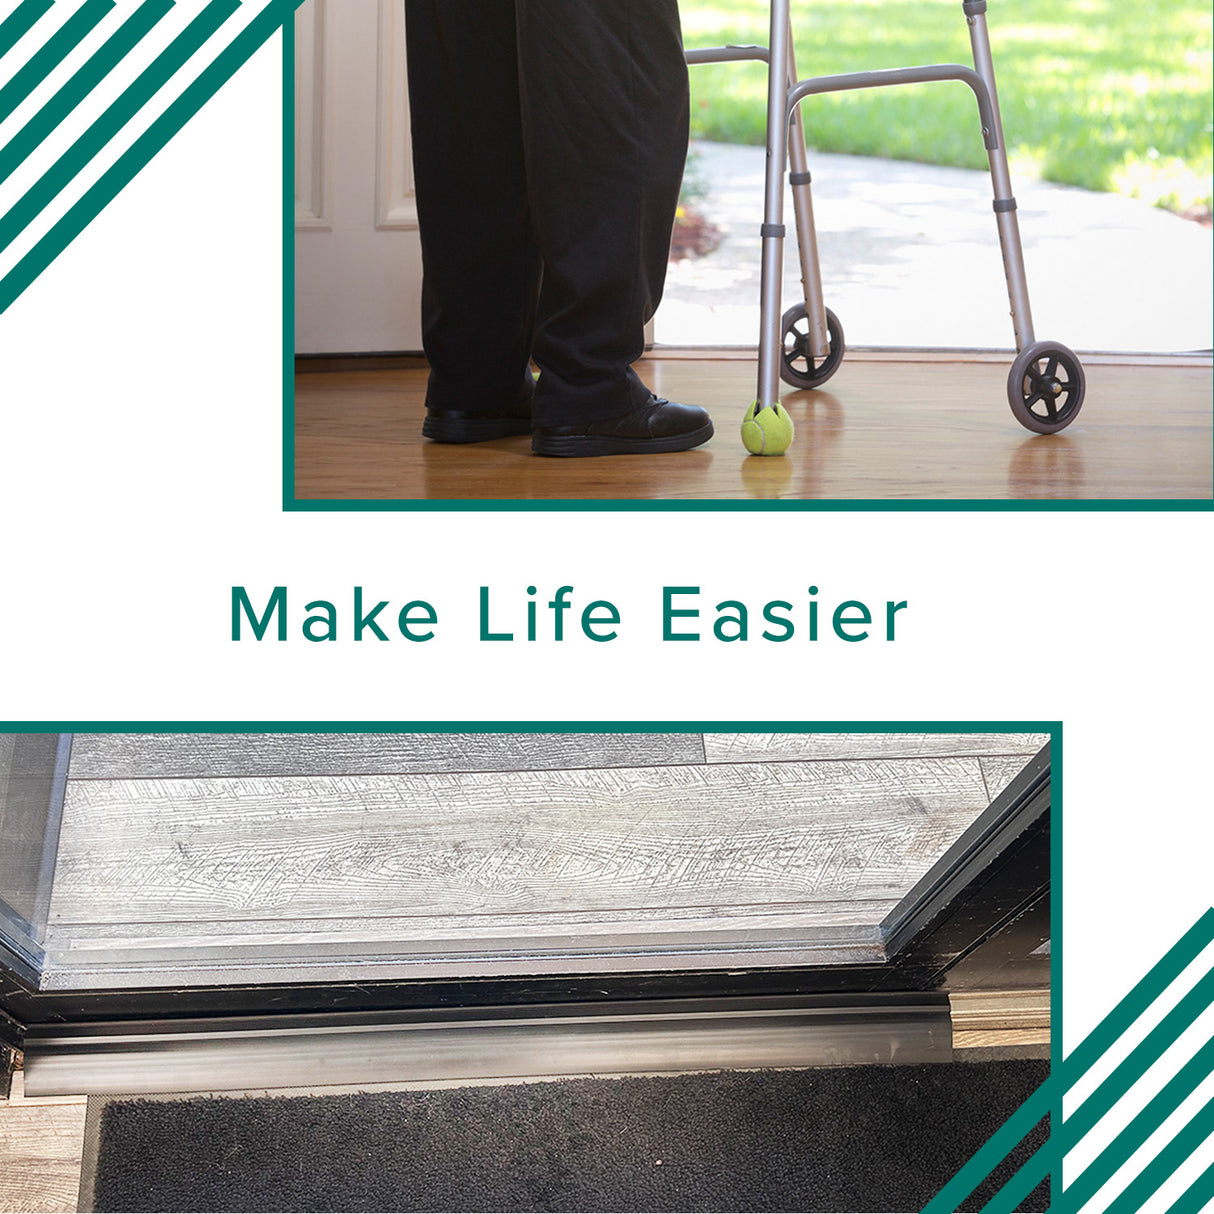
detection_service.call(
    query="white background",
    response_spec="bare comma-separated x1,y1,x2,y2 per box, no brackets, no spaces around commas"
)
1,27,1211,1203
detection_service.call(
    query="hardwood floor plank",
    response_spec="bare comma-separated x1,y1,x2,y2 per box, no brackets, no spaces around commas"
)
703,733,1048,764
292,356,1213,500
0,1099,86,1213
66,733,706,780
949,990,1050,1031
952,1028,1050,1051
50,759,991,926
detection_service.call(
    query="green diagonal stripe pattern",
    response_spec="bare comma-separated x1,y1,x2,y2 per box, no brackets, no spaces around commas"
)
977,1141,1051,1214
1102,1090,1214,1214
0,0,113,122
923,908,1214,1213
1065,1036,1214,1211
0,0,53,60
1168,1154,1214,1214
0,0,176,186
0,0,239,258
0,0,303,314
920,1083,1054,1214
1061,964,1214,1151
1062,909,1214,1080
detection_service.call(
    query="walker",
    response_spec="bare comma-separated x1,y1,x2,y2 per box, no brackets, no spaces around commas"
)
686,0,1086,437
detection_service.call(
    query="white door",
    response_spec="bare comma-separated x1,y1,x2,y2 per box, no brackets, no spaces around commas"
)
293,0,423,354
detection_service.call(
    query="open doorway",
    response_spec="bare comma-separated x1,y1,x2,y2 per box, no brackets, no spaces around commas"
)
663,1,1213,354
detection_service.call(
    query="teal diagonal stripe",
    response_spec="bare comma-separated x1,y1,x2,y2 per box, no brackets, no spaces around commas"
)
922,908,1214,1213
0,0,113,122
0,0,303,314
991,1009,1214,1213
920,1082,1053,1214
1062,909,1214,1080
1061,964,1214,1151
0,0,52,59
1102,1089,1214,1214
1168,1153,1214,1214
977,1141,1050,1214
0,0,239,258
0,0,175,184
1065,1034,1214,1210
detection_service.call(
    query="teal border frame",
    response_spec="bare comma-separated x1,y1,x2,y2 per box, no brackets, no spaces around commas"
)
2,718,1061,1208
277,21,1210,514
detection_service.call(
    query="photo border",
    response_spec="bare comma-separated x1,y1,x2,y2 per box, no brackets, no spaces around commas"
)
276,21,1211,514
2,717,1062,1208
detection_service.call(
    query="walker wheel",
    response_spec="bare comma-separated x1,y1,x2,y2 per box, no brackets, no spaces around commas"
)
780,304,845,390
1007,341,1085,434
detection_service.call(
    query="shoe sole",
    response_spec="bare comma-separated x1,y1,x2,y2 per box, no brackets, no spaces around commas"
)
422,416,532,443
532,421,714,458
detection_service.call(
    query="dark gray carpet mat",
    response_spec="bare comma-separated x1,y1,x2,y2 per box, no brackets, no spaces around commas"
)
91,1061,1050,1212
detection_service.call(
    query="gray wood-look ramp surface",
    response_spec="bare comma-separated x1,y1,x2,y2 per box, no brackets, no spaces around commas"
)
979,755,1046,802
67,733,707,778
42,734,1044,988
702,734,1048,763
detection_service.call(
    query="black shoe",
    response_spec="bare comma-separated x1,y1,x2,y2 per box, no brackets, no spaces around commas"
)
423,383,534,443
531,397,713,457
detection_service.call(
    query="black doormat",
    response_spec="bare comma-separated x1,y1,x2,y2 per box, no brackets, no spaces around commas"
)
89,1061,1049,1213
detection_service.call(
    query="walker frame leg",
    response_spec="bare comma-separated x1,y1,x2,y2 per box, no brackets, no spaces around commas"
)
783,24,846,391
786,26,829,362
963,0,1035,352
687,0,1085,437
755,0,791,412
965,0,1085,429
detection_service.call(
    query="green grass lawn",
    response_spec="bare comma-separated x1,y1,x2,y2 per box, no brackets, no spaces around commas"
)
682,0,1212,213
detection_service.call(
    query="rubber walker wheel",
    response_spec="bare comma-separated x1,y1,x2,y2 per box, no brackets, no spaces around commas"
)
780,304,845,390
1007,340,1086,434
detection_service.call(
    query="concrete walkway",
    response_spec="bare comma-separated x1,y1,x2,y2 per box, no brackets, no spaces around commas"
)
659,142,1213,354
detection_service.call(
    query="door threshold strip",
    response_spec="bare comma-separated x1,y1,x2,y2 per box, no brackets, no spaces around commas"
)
24,994,952,1097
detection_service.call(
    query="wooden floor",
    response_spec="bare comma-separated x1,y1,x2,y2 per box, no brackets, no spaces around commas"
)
292,352,1213,502
949,990,1051,1055
43,732,1046,988
0,1073,86,1214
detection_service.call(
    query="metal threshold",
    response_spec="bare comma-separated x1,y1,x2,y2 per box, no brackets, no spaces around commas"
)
23,994,952,1097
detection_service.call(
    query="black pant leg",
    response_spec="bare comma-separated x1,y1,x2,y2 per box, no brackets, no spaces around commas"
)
404,0,540,412
516,0,690,425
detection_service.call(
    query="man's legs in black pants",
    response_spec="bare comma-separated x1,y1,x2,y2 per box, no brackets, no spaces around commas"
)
518,0,688,427
405,0,712,455
404,1,539,439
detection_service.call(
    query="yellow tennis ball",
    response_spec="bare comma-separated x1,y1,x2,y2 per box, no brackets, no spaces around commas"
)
741,401,794,456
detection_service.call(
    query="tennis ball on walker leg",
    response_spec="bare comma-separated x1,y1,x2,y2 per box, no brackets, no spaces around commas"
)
741,401,794,455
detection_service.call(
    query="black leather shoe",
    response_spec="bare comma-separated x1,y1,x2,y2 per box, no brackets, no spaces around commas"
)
531,397,713,457
423,383,534,443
